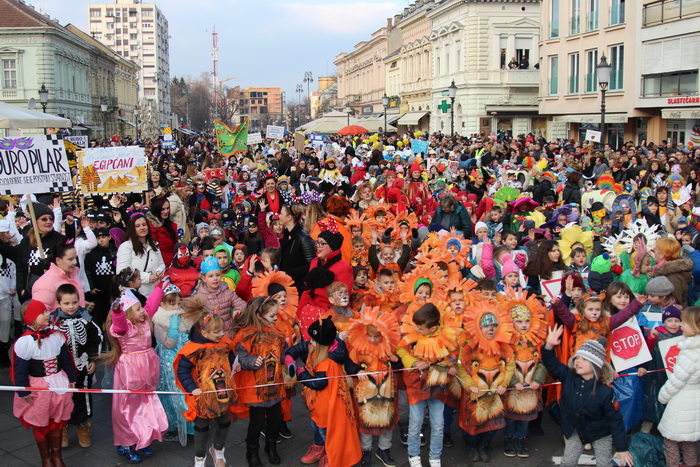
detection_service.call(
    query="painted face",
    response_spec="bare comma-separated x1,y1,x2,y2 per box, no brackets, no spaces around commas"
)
355,270,369,287
583,301,602,322
273,291,287,309
330,287,350,307
262,308,279,328
201,325,225,343
380,246,395,263
447,245,460,256
449,292,465,315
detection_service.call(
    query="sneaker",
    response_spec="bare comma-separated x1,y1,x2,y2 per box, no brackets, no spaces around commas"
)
77,423,91,448
162,431,179,442
515,438,529,458
503,436,516,457
319,454,330,467
137,446,153,457
209,446,226,467
279,421,292,439
584,442,592,451
194,456,206,467
117,446,142,464
375,448,396,467
408,455,422,467
429,459,441,467
443,433,454,448
361,449,372,466
400,428,408,446
62,426,69,448
300,444,325,464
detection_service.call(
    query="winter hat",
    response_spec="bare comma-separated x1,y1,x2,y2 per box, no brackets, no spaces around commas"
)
318,230,344,251
23,300,47,326
561,272,585,291
32,202,53,220
196,222,210,234
590,253,611,275
414,277,433,293
475,221,488,235
119,289,140,312
501,258,519,277
309,318,337,346
446,238,462,252
570,337,608,380
200,256,221,275
353,264,369,278
662,306,682,323
267,282,286,296
646,276,674,297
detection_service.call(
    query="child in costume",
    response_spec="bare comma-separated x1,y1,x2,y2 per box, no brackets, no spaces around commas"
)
152,283,193,445
103,286,168,464
398,303,460,467
657,306,700,467
322,281,358,330
166,243,200,297
361,268,401,315
213,245,241,291
502,291,548,458
368,230,411,279
351,264,370,310
457,302,515,463
285,318,361,467
175,297,238,467
345,307,402,467
50,284,102,449
542,326,633,467
193,256,246,334
232,296,288,466
13,300,76,467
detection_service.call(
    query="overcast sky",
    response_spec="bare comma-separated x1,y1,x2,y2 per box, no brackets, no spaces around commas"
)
30,0,400,100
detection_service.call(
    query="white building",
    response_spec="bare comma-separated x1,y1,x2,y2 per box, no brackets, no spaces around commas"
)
87,0,171,126
428,0,541,137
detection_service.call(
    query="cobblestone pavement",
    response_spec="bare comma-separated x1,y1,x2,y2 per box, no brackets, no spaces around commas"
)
0,368,569,466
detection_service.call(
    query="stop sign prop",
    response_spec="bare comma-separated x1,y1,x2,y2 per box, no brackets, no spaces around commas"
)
610,317,652,371
658,335,684,378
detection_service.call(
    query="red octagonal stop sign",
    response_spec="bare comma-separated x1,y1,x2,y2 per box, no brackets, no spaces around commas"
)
665,345,681,373
611,326,643,360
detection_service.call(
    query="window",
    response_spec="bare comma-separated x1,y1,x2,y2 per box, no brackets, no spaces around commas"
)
642,71,699,97
550,0,560,38
549,55,559,95
89,9,101,17
436,49,441,76
585,49,598,93
456,40,462,71
130,34,137,40
142,9,153,17
570,0,581,35
610,0,625,25
516,37,532,69
587,0,599,31
569,52,580,94
445,44,450,74
106,8,113,16
609,44,624,90
2,59,17,88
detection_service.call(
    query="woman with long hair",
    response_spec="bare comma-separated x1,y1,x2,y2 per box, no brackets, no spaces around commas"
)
523,239,566,295
116,214,166,296
147,196,179,267
278,204,315,292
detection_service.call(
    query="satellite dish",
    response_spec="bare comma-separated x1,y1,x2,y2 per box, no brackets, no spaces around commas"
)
28,98,36,110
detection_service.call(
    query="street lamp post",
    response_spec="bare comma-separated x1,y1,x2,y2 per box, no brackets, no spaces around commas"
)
101,101,109,141
596,54,612,148
183,88,190,128
303,71,313,119
296,84,303,126
134,108,140,140
344,103,352,126
448,80,457,136
382,93,389,133
38,84,48,113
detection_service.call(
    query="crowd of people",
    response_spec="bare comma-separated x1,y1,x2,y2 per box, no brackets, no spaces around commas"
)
3,129,700,467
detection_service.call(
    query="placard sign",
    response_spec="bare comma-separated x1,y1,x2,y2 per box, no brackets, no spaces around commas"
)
0,134,72,194
78,146,147,196
540,271,565,302
247,132,263,145
585,129,602,143
658,335,684,378
610,317,652,371
266,125,285,140
411,139,429,154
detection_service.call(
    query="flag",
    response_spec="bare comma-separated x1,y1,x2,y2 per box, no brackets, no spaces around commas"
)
214,119,248,155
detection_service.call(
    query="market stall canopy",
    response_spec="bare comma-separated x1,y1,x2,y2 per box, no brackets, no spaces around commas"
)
355,116,397,133
0,101,72,129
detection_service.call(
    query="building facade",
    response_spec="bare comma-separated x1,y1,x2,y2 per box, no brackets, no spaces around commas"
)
429,0,541,137
87,0,171,126
238,87,283,131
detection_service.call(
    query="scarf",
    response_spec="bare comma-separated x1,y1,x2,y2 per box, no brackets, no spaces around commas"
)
304,253,342,297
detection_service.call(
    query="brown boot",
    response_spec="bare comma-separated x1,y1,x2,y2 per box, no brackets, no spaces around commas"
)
34,431,53,467
49,428,67,467
61,426,69,448
77,423,91,448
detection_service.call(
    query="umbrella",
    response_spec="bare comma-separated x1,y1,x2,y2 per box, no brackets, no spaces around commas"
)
0,101,72,129
338,125,368,135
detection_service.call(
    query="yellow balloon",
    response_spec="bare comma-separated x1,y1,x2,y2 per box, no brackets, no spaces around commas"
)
414,131,422,138
397,141,403,147
403,138,409,145
363,139,370,144
369,134,379,142
373,141,381,149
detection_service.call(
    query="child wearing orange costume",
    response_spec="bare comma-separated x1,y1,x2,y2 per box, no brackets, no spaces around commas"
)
361,268,402,315
232,297,288,467
321,281,358,332
345,307,402,467
174,298,238,467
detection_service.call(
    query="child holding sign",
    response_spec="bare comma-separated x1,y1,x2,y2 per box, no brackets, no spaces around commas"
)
658,306,700,467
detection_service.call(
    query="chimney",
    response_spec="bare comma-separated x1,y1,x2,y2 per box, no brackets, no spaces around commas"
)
387,17,392,28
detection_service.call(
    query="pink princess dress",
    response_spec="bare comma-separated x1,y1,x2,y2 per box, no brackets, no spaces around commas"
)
110,288,168,450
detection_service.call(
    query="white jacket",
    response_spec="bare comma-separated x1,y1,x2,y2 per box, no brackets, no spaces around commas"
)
116,239,165,296
658,334,700,442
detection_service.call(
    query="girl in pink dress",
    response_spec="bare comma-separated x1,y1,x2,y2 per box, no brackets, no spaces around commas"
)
103,285,167,463
12,300,76,467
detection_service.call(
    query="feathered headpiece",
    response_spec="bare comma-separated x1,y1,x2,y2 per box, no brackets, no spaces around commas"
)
364,203,396,231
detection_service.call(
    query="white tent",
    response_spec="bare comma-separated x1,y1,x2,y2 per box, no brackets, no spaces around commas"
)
0,101,72,129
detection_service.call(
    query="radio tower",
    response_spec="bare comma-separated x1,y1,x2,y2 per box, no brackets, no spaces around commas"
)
211,26,219,108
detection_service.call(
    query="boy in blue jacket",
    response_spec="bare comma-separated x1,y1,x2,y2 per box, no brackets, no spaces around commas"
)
542,325,633,467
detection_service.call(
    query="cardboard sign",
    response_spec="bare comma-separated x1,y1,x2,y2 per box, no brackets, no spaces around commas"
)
78,146,147,195
610,317,652,371
540,271,565,302
266,125,285,140
310,134,324,147
643,312,663,331
163,127,173,141
658,335,684,378
585,129,601,143
0,134,72,195
411,139,429,154
247,132,263,145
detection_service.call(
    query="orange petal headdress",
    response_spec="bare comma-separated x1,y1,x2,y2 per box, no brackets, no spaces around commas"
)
400,311,460,363
462,300,514,357
501,288,547,347
346,307,401,361
251,270,299,318
345,209,371,242
364,202,396,231
397,265,448,305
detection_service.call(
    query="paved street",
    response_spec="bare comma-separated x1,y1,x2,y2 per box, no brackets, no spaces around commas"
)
0,367,570,466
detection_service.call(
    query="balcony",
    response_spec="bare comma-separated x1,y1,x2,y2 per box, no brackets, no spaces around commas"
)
643,0,700,26
499,69,539,86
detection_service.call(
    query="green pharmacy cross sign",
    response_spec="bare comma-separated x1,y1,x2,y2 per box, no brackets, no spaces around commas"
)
438,100,451,114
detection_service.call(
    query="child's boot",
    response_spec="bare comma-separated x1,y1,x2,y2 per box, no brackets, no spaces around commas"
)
503,436,516,457
209,445,227,467
515,437,529,458
477,437,491,463
77,422,92,448
61,426,69,448
300,444,325,464
464,438,479,462
361,449,372,466
34,432,52,467
376,448,397,467
49,429,68,467
246,441,262,467
408,455,422,467
265,440,281,465
117,445,142,464
429,459,441,467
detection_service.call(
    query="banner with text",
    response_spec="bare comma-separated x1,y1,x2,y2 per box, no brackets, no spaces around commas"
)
78,146,147,196
266,125,285,140
247,132,263,145
411,139,429,154
0,134,72,195
64,135,88,170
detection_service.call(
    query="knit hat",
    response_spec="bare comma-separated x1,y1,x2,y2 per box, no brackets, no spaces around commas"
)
480,312,498,327
353,264,369,278
590,253,611,275
510,304,531,321
570,337,608,380
446,238,462,252
646,276,674,297
32,202,53,220
561,272,585,291
200,256,221,275
23,300,46,326
308,318,337,346
414,277,433,293
475,221,488,235
662,306,682,323
501,258,519,277
318,230,344,251
119,289,140,312
196,222,210,234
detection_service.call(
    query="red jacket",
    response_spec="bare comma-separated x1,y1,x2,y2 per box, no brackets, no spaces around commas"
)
166,264,199,297
148,215,178,267
298,250,353,312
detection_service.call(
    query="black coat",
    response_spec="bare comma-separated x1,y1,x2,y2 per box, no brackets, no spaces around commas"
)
278,223,315,292
562,183,582,206
532,179,556,204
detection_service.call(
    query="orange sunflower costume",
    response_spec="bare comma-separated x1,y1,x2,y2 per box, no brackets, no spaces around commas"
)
457,301,514,436
346,307,402,435
396,266,448,323
364,203,396,232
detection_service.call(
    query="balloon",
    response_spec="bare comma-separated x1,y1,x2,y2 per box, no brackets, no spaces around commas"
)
414,131,422,138
397,141,403,147
369,134,379,142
